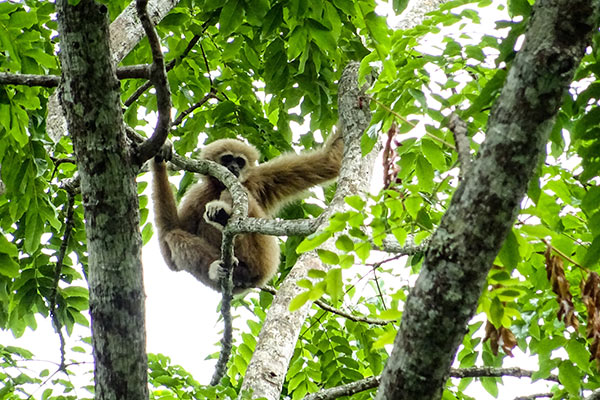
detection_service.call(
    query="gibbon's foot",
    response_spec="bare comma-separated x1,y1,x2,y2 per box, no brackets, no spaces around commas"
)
204,200,232,229
154,139,173,163
208,257,239,282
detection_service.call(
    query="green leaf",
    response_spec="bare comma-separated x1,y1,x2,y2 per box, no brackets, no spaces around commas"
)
289,291,311,312
421,139,446,170
317,249,339,265
498,230,520,270
345,195,366,211
0,235,18,257
558,361,581,395
378,309,401,320
488,297,504,328
582,186,600,214
219,0,245,37
0,254,20,277
566,340,591,373
392,0,410,14
508,0,532,17
9,11,37,29
480,377,498,397
415,155,434,193
404,196,420,219
582,236,600,269
326,268,343,305
296,231,332,253
335,235,354,252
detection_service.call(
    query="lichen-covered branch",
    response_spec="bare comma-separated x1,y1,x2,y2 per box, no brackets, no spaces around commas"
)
238,61,377,400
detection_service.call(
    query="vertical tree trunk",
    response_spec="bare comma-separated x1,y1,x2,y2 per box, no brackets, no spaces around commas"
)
375,1,599,399
56,1,148,399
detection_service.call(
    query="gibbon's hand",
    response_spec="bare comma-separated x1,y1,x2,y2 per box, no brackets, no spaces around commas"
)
204,200,232,230
154,139,173,163
208,256,239,282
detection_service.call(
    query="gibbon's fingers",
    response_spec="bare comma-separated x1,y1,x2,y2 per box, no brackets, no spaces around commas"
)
155,139,173,162
204,200,232,229
208,256,239,282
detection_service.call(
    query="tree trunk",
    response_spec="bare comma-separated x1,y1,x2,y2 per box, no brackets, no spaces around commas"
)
375,1,599,399
56,1,148,399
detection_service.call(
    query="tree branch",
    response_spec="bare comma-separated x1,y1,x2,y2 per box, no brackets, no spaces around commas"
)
47,0,179,142
375,1,599,399
133,0,171,165
0,66,151,88
261,286,393,326
239,61,378,400
447,112,471,178
303,367,560,400
48,188,76,371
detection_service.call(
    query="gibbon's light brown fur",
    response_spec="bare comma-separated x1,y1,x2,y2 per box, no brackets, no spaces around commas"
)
152,132,343,293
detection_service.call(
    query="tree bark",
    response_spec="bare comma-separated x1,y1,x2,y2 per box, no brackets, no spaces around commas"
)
375,1,599,399
56,1,148,399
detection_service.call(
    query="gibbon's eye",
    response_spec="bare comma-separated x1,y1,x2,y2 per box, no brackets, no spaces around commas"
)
220,154,234,165
234,157,246,169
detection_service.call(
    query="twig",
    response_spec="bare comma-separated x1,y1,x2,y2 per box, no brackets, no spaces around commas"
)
172,88,217,126
541,238,586,271
370,96,456,150
134,0,172,165
48,188,76,371
123,34,202,107
261,286,393,326
513,394,553,400
447,112,471,178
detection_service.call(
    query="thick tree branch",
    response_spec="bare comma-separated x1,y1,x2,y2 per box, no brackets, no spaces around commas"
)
47,0,178,142
134,0,171,165
375,1,599,399
239,62,377,400
0,66,151,88
447,112,471,178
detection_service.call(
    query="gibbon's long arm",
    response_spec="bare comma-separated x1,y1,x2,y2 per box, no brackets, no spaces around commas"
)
244,131,343,213
152,160,180,232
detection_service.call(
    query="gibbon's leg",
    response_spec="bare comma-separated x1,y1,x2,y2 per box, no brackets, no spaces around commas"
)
204,191,280,291
163,229,223,290
152,160,222,289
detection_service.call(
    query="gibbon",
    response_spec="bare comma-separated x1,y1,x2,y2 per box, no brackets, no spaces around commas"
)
152,132,343,293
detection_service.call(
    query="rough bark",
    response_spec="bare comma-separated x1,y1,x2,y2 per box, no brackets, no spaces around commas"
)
239,63,376,400
375,1,599,399
56,1,148,399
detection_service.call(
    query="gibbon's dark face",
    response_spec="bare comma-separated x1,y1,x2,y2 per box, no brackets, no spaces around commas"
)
220,153,246,178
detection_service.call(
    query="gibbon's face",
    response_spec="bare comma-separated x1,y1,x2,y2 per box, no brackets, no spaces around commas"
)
219,153,247,178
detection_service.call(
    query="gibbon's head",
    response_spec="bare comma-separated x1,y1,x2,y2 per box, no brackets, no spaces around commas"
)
201,139,259,178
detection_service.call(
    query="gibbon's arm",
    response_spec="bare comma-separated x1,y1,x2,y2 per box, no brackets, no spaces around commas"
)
152,160,180,232
244,131,343,213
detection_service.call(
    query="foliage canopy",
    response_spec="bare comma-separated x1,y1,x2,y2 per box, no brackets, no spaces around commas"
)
1,0,600,399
